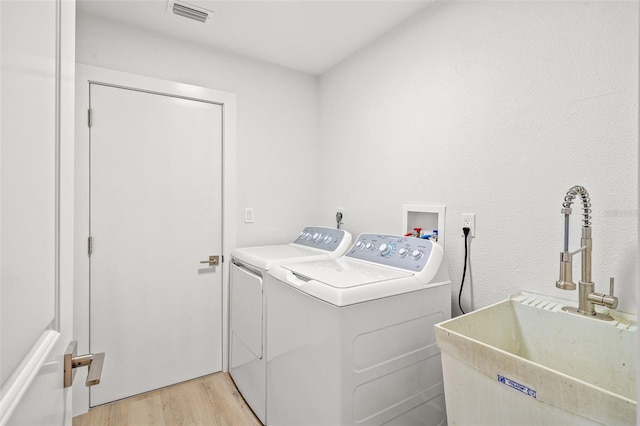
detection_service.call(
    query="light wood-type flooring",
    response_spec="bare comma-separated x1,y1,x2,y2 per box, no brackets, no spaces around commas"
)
72,373,261,426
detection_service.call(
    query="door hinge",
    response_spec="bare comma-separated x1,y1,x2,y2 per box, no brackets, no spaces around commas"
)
88,236,93,256
88,108,93,128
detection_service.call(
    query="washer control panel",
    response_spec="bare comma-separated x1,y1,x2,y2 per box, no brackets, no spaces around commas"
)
346,233,434,271
294,226,350,252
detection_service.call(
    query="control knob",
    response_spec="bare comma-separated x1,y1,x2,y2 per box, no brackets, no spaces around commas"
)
398,248,409,258
411,249,423,260
323,235,332,244
365,242,375,251
313,232,323,242
355,241,365,250
378,243,394,257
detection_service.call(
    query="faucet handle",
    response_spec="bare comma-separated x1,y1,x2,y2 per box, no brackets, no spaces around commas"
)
586,276,619,310
609,277,615,297
604,277,618,310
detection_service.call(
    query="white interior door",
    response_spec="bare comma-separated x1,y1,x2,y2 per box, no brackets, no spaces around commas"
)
89,84,223,406
1,0,75,424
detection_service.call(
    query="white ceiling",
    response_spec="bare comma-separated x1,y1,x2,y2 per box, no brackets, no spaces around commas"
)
76,0,432,75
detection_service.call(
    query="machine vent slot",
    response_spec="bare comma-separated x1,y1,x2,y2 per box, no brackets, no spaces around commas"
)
167,1,213,24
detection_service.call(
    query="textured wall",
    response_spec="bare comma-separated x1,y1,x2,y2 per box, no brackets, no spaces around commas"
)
75,3,638,313
318,1,638,315
76,12,323,248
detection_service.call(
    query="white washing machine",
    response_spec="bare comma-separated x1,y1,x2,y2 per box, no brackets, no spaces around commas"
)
229,226,352,424
265,233,451,426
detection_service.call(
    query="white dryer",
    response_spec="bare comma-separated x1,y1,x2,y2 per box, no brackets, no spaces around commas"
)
229,226,352,424
265,233,451,426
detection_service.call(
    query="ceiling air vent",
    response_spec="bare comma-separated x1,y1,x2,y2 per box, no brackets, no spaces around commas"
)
167,1,213,24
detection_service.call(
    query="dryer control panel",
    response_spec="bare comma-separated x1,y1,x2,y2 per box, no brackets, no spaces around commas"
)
293,226,351,252
346,233,435,272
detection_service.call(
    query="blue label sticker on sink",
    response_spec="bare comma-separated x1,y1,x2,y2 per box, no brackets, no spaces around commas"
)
498,375,537,399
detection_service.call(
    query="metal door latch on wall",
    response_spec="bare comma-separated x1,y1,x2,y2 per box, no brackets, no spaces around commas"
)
63,341,105,388
200,255,220,266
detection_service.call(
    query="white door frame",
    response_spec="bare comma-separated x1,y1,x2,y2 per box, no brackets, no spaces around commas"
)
73,64,236,416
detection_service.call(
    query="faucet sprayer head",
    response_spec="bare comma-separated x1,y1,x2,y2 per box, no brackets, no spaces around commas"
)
556,251,576,290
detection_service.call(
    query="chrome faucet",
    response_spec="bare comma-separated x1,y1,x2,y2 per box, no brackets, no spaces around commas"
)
555,185,618,319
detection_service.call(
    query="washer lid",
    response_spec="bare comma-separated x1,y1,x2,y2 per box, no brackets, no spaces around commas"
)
282,258,412,288
232,244,327,271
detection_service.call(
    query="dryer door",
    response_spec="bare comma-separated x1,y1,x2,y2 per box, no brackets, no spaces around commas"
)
230,263,263,358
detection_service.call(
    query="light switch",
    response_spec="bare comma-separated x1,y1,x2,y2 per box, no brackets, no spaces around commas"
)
245,208,254,223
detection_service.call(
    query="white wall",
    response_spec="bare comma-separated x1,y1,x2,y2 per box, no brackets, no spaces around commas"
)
318,1,638,315
76,12,322,248
76,3,638,314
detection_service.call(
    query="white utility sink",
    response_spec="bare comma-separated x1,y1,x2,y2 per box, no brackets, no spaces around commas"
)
435,292,637,425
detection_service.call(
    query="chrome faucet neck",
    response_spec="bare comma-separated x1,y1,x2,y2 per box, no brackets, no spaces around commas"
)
580,226,592,284
562,185,592,228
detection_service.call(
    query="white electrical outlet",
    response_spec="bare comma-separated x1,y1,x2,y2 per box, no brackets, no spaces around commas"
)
245,208,254,223
462,213,476,237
